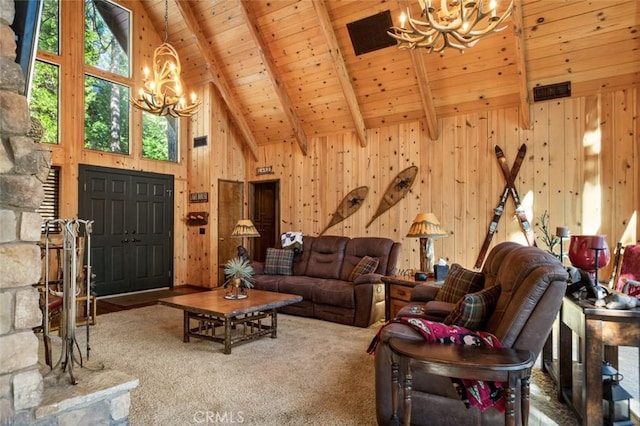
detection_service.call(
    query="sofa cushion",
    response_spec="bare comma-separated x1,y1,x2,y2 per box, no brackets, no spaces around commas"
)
349,256,380,281
278,276,318,300
312,280,355,308
265,248,294,275
444,284,501,330
251,275,281,292
305,236,349,279
341,237,396,280
435,263,485,303
292,236,315,276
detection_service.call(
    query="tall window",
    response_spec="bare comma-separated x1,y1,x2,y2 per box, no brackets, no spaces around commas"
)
142,113,179,162
29,0,180,161
30,0,60,144
38,0,59,55
84,0,131,154
30,61,59,144
84,0,129,77
84,75,130,153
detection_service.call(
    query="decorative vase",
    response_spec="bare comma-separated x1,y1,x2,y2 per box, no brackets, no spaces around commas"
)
224,277,248,300
568,235,611,273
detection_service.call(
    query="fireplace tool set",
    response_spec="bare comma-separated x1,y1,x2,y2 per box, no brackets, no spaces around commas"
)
42,219,99,384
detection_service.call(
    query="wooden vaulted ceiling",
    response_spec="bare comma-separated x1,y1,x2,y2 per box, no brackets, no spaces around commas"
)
139,0,640,159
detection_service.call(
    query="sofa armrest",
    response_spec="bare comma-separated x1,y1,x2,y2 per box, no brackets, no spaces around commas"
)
396,300,454,321
411,283,440,302
251,261,265,275
353,273,382,285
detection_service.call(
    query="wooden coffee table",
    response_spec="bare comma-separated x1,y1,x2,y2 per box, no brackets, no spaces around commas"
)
158,288,302,354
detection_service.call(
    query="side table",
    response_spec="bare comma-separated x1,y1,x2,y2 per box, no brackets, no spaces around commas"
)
388,337,535,426
381,275,441,321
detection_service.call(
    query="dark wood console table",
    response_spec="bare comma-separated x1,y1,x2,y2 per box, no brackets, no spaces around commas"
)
557,297,640,425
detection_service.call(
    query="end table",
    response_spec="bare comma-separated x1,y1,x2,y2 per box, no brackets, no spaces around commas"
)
382,275,441,321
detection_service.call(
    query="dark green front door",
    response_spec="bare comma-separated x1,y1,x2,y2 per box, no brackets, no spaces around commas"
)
79,165,174,296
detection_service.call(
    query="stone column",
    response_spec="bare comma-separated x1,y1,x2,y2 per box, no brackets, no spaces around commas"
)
0,0,52,423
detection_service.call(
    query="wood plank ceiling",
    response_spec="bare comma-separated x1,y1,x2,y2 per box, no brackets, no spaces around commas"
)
140,0,640,158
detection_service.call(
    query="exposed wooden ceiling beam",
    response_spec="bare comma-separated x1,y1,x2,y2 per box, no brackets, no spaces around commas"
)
311,0,368,147
409,49,440,140
398,0,439,141
512,0,531,129
239,0,308,156
173,0,259,161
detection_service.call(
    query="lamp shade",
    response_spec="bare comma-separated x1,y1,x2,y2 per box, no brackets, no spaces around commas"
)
406,213,448,238
231,219,260,238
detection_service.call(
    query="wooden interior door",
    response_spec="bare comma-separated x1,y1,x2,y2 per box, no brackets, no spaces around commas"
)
250,181,279,262
218,180,244,285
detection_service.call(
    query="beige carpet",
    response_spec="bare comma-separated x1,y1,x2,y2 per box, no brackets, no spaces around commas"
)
84,305,577,425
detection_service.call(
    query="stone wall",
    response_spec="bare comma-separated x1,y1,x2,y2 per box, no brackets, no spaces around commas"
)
1,3,139,425
0,0,51,424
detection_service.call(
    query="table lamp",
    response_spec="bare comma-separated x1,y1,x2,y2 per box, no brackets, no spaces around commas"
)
406,213,448,274
556,226,570,265
230,219,260,261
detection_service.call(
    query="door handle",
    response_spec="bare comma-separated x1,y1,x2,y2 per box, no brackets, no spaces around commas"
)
131,238,141,243
121,239,128,243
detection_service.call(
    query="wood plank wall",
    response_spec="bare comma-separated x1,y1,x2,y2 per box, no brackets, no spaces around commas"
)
43,0,638,286
45,0,190,286
245,88,639,277
185,83,247,288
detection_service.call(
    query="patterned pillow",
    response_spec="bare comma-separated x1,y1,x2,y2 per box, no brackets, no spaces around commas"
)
349,256,380,281
264,248,294,276
444,285,501,330
435,263,485,303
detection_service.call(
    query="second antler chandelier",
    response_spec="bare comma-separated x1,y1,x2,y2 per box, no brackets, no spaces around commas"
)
387,0,514,53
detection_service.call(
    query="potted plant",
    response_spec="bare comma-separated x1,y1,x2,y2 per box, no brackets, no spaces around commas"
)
223,257,255,299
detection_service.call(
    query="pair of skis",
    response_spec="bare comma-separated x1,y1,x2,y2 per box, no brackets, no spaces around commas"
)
474,144,536,270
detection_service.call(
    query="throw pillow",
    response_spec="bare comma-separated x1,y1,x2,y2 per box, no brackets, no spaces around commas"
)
264,248,294,276
444,284,501,330
349,256,379,281
435,263,485,304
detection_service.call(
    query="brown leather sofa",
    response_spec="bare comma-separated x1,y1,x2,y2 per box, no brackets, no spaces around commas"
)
374,241,568,425
252,235,401,327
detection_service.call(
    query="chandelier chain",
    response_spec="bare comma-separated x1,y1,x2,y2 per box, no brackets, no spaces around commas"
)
163,0,169,43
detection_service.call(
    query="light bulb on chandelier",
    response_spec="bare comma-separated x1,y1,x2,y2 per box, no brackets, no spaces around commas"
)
130,0,200,117
387,0,514,53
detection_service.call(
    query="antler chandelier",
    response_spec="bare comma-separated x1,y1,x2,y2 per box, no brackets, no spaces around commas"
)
387,0,514,53
130,0,199,117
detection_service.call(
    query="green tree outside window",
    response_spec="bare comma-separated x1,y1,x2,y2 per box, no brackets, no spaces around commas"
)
84,0,129,77
142,112,178,162
83,0,131,154
84,75,130,154
37,0,59,55
30,60,59,144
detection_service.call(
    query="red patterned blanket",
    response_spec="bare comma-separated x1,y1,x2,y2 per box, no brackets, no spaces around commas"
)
368,317,505,412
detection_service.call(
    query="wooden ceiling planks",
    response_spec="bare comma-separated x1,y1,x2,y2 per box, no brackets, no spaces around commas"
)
173,0,260,160
239,0,309,155
137,0,639,152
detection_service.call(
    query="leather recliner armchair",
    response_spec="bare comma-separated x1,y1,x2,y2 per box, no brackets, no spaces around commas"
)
374,242,568,425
